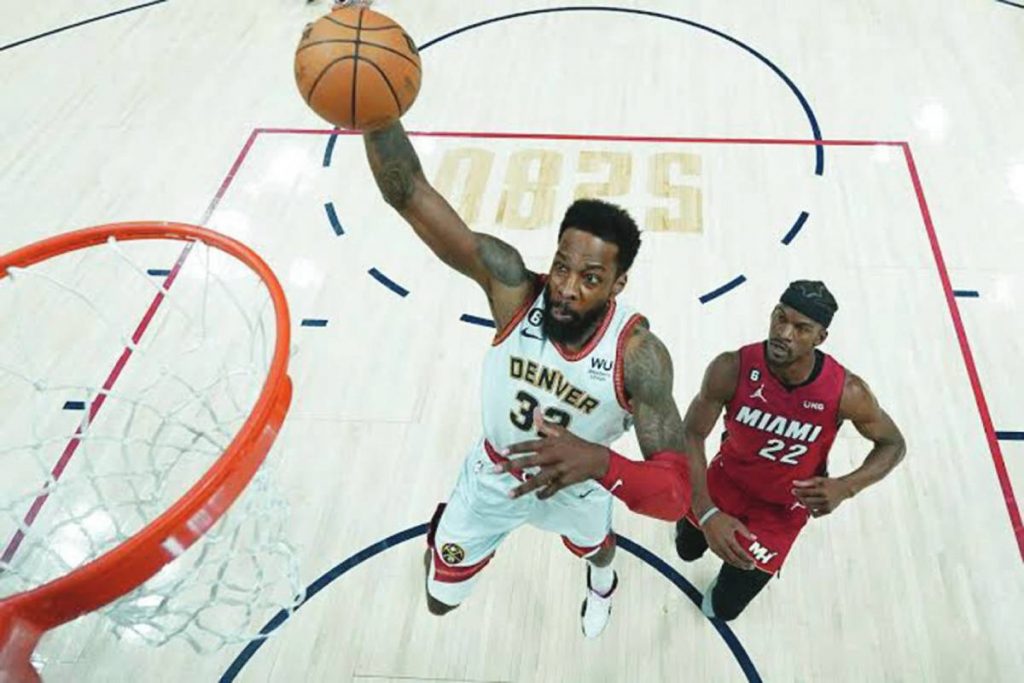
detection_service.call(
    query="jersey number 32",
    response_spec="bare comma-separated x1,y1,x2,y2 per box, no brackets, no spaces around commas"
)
510,390,572,431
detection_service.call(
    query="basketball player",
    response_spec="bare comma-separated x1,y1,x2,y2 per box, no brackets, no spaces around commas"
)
361,121,692,637
673,281,906,620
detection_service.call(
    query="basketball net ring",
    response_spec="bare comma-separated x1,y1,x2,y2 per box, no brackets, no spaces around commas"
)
0,223,300,682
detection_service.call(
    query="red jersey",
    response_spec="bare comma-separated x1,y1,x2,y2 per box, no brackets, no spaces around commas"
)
714,342,846,506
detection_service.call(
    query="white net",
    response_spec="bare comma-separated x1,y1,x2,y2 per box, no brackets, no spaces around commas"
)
0,231,303,652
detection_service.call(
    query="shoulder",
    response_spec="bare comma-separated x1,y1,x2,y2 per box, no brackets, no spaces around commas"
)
622,325,673,402
839,371,878,420
702,350,740,403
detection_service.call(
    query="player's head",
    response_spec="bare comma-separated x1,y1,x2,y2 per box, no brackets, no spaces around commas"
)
766,280,838,366
543,199,642,344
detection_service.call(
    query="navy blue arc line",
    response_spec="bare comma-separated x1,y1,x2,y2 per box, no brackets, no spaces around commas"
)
459,313,496,328
324,6,824,174
323,128,341,167
300,319,328,328
324,202,345,236
781,211,810,245
699,275,748,304
146,268,171,277
218,523,428,683
368,268,409,297
219,527,760,682
996,432,1024,441
0,0,168,52
62,401,86,411
953,290,980,298
616,536,762,682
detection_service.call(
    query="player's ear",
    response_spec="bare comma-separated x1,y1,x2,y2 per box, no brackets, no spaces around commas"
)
611,271,627,297
815,327,829,346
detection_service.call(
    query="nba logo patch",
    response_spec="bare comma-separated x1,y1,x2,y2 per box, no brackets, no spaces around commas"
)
441,543,465,565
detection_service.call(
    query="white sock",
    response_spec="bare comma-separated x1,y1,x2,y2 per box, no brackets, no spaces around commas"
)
588,562,615,596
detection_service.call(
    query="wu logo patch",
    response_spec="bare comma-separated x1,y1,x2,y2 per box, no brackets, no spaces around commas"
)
591,357,614,372
440,543,465,565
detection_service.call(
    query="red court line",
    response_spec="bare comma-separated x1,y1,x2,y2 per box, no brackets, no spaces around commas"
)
1,131,262,567
255,126,905,146
901,142,1024,561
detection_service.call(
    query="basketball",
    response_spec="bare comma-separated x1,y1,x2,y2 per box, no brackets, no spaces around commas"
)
294,6,422,131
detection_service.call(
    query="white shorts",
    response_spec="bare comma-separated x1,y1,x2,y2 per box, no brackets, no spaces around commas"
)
426,438,614,607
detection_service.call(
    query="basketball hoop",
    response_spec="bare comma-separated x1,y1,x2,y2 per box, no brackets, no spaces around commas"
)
0,223,297,681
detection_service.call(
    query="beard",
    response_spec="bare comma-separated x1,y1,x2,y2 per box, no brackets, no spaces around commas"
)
541,287,610,345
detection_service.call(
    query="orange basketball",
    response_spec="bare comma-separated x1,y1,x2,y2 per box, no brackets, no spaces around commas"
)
294,6,422,131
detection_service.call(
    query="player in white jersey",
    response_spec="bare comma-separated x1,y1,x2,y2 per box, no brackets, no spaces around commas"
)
362,122,693,638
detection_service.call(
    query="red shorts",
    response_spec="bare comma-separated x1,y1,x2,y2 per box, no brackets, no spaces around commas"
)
686,459,810,574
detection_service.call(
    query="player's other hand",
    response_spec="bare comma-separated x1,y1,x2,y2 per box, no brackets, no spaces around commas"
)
792,477,853,517
497,408,610,500
702,512,757,570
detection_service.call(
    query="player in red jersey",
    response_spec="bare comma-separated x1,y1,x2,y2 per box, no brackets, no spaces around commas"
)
675,280,906,621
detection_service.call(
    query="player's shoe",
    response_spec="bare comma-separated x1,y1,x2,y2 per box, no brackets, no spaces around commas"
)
701,576,717,618
580,565,618,638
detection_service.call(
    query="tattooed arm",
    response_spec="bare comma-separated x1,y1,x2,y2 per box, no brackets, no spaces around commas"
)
499,325,691,521
624,325,686,458
363,122,534,326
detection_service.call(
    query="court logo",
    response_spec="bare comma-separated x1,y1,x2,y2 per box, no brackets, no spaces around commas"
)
440,543,466,565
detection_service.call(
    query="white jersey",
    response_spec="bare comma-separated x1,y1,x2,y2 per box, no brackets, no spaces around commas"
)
480,278,645,452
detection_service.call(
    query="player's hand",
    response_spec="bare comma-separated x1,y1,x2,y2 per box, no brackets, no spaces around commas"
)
792,477,853,517
497,408,610,500
702,512,757,570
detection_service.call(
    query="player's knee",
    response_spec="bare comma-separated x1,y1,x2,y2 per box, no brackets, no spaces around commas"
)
674,519,707,562
675,538,706,562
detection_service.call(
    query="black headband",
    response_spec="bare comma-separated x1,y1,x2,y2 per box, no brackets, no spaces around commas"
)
779,280,837,328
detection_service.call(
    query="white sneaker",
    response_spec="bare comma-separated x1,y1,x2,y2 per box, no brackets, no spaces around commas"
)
701,577,717,619
580,565,618,638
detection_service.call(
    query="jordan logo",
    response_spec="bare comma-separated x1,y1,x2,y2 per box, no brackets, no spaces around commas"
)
750,385,768,403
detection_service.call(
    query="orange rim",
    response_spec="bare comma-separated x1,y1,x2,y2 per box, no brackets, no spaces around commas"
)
0,222,292,665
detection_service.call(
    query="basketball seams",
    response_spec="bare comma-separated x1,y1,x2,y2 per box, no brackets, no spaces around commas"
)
305,55,356,104
296,39,421,72
324,15,402,31
350,9,364,127
358,58,404,118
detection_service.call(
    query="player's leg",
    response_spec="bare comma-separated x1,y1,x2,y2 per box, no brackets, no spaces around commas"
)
674,516,710,561
700,503,808,621
577,532,618,638
424,445,531,615
701,563,774,621
534,486,617,638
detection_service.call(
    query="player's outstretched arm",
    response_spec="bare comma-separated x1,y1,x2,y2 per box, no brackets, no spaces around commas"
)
792,373,906,517
680,352,757,570
363,122,535,326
